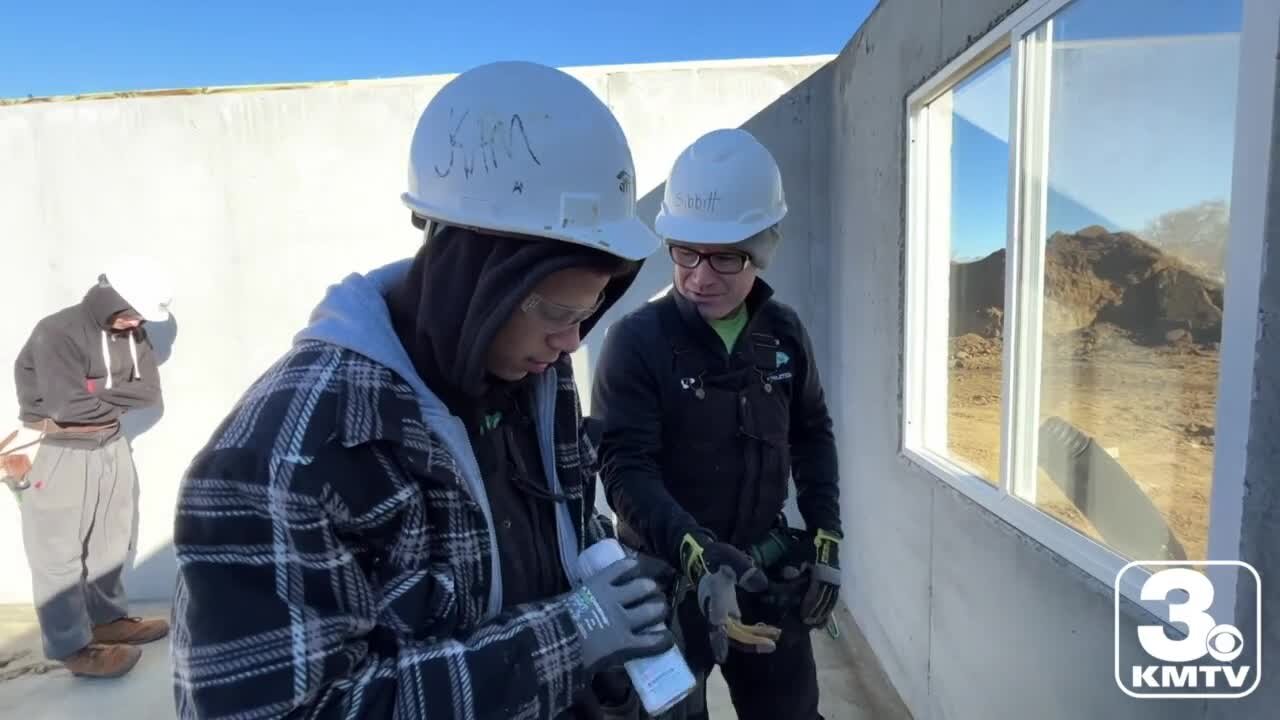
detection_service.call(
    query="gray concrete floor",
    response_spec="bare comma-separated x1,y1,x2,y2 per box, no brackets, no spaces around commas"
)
0,603,911,719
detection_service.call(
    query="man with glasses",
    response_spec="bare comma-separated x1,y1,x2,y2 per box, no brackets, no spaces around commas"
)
11,257,173,678
171,61,677,720
592,128,843,719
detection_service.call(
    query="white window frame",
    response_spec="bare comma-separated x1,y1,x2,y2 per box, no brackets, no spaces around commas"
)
903,0,1276,619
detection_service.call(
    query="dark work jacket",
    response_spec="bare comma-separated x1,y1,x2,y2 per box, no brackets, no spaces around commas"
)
468,380,570,608
384,226,646,719
592,279,841,565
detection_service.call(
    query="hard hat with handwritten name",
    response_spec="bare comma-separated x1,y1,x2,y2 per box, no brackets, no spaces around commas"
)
655,128,787,246
402,61,660,262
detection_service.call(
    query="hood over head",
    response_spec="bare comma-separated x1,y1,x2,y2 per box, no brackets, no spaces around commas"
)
386,224,641,415
82,280,135,330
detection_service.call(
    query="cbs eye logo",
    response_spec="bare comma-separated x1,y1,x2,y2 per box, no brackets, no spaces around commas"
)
1115,561,1262,699
1205,624,1245,662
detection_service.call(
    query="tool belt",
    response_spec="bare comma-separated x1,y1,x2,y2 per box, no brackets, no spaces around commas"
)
1,417,123,488
746,520,812,630
25,418,119,435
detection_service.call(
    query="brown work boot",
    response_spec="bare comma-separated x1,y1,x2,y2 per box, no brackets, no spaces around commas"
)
92,616,170,645
62,643,142,678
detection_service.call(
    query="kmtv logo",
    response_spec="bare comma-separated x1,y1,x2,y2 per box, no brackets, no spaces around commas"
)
1115,561,1261,699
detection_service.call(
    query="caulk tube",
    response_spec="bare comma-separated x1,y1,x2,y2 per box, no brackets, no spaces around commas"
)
578,539,697,715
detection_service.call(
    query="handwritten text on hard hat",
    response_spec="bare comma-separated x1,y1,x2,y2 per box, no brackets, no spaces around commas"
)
673,191,722,213
434,108,542,181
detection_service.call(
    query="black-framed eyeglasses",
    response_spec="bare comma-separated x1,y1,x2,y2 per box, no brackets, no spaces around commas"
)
668,245,751,275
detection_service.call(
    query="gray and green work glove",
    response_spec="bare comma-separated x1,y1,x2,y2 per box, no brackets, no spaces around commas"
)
680,532,782,663
563,553,677,675
800,529,843,627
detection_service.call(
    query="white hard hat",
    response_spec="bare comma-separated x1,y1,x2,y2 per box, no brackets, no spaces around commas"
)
102,256,173,323
401,61,660,262
655,128,787,245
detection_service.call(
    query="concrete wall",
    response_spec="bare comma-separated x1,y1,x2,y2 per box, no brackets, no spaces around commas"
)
0,56,832,605
1214,14,1280,715
826,0,1264,718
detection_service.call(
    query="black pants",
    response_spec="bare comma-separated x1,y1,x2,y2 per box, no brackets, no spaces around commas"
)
659,588,822,720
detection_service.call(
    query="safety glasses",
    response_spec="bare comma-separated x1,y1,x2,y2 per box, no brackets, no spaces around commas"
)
520,292,604,330
668,245,751,275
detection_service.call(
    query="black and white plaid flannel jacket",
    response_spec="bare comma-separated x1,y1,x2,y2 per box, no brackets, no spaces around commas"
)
171,339,612,719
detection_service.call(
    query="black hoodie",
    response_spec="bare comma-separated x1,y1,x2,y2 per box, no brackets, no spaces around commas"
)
14,282,162,435
385,225,640,611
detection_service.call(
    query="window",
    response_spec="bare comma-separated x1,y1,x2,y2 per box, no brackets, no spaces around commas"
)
906,0,1249,592
907,47,1013,487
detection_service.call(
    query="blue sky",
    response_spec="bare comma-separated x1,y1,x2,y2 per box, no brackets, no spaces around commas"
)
948,0,1243,261
3,0,1244,264
0,0,875,99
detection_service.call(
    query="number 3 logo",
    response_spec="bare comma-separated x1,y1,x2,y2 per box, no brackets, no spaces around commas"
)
1138,568,1243,663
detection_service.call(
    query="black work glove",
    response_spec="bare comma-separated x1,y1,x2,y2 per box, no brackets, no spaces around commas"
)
680,532,782,663
592,667,634,706
564,553,677,675
571,669,640,720
800,529,842,627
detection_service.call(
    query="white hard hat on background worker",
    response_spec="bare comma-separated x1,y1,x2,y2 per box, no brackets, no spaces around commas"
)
401,60,659,263
102,255,174,322
655,128,787,268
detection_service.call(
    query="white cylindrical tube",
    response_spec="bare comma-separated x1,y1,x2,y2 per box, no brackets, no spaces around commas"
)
578,539,697,715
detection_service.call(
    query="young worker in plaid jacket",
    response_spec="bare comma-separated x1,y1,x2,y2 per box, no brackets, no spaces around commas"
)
170,61,675,719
